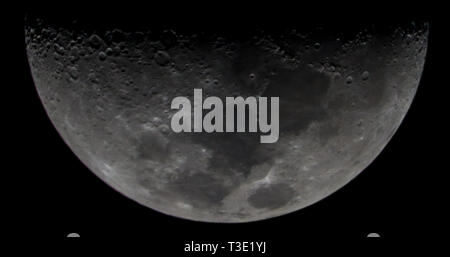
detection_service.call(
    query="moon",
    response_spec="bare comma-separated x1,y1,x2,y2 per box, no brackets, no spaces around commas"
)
25,16,428,222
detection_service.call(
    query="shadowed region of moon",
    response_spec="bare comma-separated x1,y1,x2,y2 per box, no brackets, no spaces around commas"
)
25,15,428,222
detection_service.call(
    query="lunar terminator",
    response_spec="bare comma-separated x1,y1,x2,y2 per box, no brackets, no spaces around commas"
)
25,17,428,222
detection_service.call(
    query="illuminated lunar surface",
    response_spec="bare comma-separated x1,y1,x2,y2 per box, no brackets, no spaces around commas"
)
25,18,428,222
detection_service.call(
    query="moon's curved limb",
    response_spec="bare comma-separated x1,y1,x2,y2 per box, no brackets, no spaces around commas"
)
25,18,428,222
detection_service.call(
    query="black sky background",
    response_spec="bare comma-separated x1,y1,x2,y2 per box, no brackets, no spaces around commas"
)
7,2,447,252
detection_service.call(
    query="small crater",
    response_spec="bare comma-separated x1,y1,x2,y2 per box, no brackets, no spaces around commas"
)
68,66,79,80
88,34,103,49
154,51,171,66
98,51,107,61
314,42,321,50
346,76,353,84
361,71,370,81
105,47,114,56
